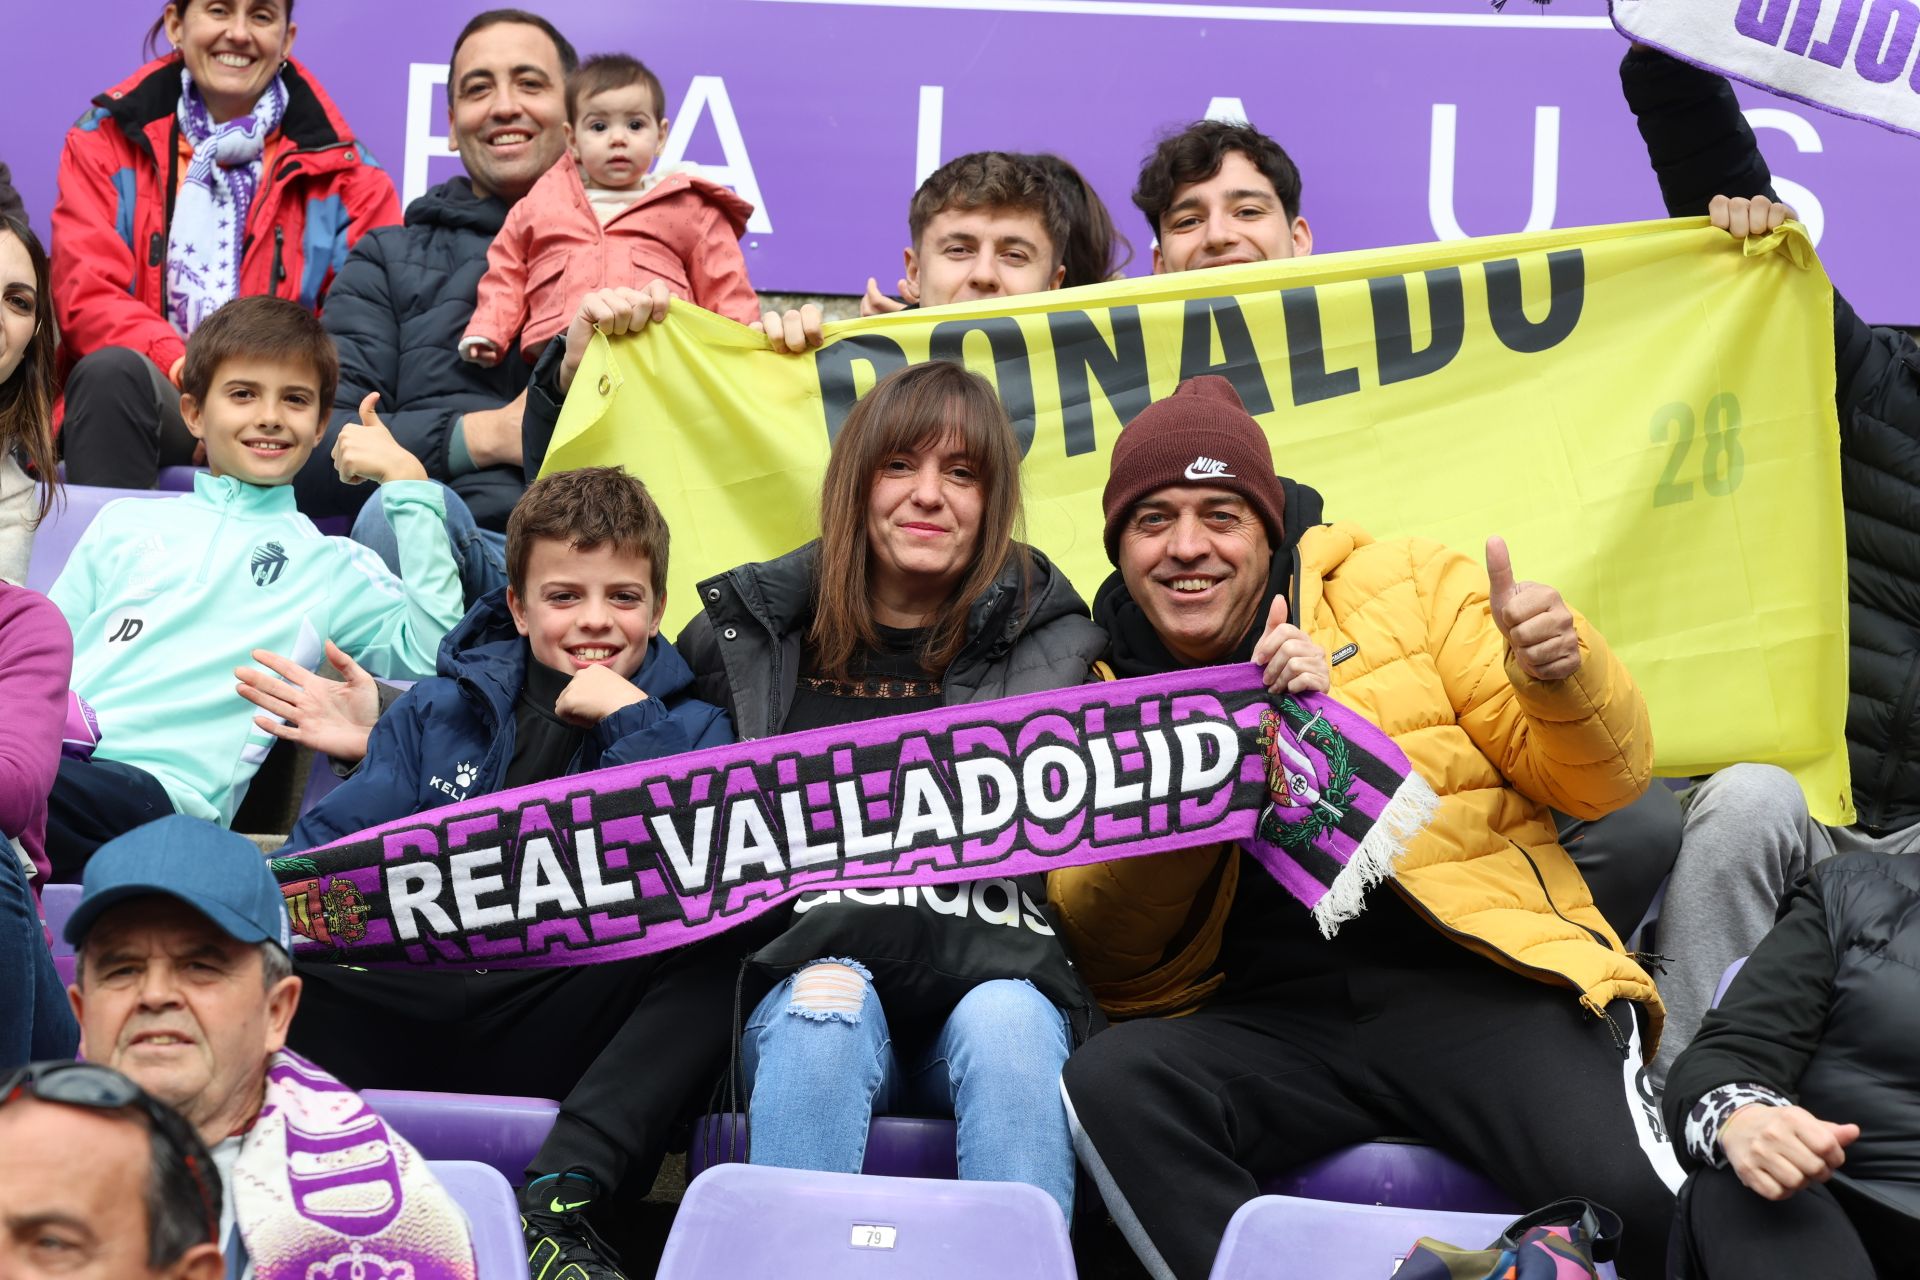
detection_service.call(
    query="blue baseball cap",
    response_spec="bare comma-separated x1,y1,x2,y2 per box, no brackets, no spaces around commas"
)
65,815,292,952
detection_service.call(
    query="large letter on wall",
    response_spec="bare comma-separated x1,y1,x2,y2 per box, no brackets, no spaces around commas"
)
1428,104,1561,240
1743,108,1827,246
403,62,451,210
658,75,773,235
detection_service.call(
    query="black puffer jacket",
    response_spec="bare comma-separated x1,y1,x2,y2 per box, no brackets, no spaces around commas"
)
296,177,533,530
1622,51,1920,835
677,539,1108,1035
678,540,1108,739
1665,852,1920,1224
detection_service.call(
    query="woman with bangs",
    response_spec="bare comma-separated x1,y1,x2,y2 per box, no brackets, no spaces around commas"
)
680,360,1106,1224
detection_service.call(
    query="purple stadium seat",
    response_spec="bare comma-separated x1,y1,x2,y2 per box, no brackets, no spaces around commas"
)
25,485,179,594
299,754,347,814
361,1090,559,1184
39,883,81,959
686,1114,959,1182
685,1116,1511,1217
426,1160,530,1280
155,467,205,492
661,1162,1073,1280
1207,1195,1618,1280
1711,956,1748,1008
1259,1139,1521,1214
54,954,76,986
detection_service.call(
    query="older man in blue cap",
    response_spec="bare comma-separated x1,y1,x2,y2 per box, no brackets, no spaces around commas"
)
64,816,476,1280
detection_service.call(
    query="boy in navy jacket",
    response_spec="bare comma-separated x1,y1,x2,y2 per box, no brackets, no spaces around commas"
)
285,467,739,1279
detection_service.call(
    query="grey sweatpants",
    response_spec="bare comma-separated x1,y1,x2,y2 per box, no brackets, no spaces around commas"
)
1651,764,1920,1089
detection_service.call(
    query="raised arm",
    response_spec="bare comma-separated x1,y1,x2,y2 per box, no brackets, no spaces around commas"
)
323,469,465,680
1619,46,1777,218
1426,538,1651,820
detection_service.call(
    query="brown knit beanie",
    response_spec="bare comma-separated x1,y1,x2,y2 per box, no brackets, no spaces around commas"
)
1101,376,1287,563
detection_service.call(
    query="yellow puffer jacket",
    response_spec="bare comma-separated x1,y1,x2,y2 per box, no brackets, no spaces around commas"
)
1050,523,1663,1043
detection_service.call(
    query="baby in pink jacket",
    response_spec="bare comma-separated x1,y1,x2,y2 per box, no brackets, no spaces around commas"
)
460,54,761,365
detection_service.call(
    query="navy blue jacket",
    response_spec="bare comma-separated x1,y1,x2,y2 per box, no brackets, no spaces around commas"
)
294,177,533,531
285,588,732,851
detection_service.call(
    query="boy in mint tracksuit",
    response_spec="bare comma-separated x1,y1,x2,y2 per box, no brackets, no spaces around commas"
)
45,297,464,876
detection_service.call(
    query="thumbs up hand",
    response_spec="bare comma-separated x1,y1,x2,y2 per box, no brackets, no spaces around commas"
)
1250,595,1331,696
332,392,428,486
1486,537,1581,682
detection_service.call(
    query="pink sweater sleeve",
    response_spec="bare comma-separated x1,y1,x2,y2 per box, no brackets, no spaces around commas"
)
0,585,73,885
464,199,538,350
686,203,762,326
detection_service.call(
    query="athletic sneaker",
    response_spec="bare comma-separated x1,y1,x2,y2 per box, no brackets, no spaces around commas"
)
521,1170,628,1280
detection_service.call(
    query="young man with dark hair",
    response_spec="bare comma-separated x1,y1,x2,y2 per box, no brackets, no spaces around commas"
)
43,296,461,874
285,466,741,1280
296,8,582,597
1131,119,1312,271
901,151,1069,309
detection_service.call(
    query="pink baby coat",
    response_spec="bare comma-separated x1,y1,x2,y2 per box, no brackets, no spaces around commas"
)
464,159,760,351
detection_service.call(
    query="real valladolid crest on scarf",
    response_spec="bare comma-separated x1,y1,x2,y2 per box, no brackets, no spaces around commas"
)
273,665,1440,969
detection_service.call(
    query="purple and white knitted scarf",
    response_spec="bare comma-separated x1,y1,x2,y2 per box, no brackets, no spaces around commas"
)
167,68,287,336
233,1051,475,1280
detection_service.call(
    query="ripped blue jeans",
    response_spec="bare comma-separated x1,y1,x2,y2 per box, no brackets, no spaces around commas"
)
740,959,1076,1222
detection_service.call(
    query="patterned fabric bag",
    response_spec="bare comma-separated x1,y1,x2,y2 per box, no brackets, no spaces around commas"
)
1394,1199,1621,1279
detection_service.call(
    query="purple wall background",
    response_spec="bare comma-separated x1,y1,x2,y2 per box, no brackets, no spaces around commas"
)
3,0,1915,320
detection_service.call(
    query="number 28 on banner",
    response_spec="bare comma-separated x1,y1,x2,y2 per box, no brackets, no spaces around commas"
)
1652,392,1745,507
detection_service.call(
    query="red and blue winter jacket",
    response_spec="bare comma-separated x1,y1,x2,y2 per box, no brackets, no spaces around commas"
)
51,52,400,379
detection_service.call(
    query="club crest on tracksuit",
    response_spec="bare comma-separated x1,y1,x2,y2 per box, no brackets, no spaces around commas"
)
250,541,290,587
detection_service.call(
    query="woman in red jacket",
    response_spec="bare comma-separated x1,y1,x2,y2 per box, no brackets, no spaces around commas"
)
52,0,398,488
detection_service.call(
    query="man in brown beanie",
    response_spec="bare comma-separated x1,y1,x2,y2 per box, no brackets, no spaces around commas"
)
1050,376,1680,1280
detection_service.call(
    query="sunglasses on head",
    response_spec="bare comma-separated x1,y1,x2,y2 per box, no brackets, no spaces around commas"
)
1,1061,221,1245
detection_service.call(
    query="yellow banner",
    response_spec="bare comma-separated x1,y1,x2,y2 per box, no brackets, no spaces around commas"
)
543,218,1852,822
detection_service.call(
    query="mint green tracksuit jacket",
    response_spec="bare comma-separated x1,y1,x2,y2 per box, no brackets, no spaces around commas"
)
49,473,464,826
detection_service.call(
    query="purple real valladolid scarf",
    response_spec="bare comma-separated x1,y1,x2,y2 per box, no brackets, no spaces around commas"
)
272,664,1440,967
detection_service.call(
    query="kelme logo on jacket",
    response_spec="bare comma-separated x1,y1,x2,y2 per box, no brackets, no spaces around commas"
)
428,762,478,803
250,542,290,587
